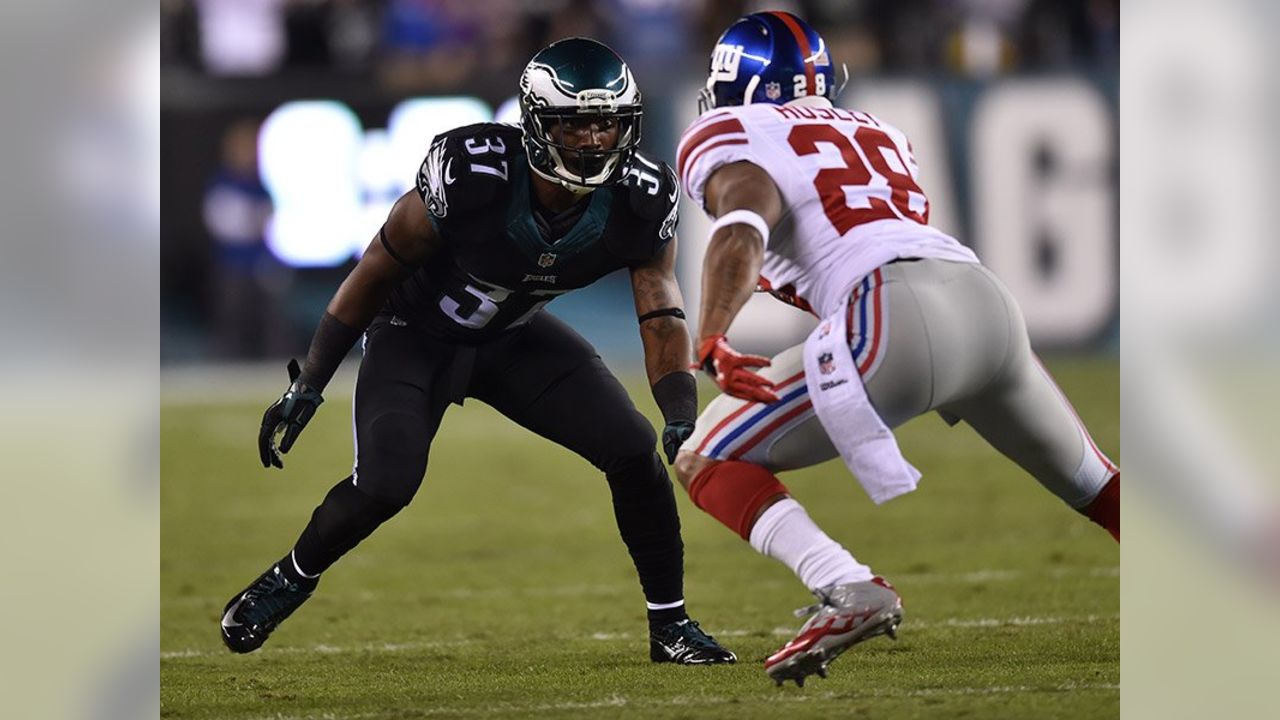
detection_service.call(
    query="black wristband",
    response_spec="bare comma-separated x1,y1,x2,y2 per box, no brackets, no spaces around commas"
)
652,371,698,424
298,312,364,392
638,307,686,324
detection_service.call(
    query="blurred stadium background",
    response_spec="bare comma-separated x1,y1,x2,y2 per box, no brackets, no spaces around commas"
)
161,0,1119,365
160,2,1126,719
26,0,1280,718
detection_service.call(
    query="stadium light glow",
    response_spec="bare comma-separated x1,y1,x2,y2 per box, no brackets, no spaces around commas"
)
258,97,498,267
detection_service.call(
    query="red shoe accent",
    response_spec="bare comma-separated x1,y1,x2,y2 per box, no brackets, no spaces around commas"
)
870,576,899,597
765,610,874,669
1083,473,1120,542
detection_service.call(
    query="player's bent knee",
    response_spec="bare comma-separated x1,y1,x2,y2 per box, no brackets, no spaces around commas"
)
673,451,712,492
688,460,790,540
619,419,659,459
358,411,432,506
595,418,658,473
602,448,663,482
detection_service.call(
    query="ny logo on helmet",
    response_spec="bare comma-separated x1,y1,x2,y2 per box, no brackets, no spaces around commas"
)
710,44,744,82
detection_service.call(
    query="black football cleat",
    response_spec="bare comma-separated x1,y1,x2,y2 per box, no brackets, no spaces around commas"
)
649,619,737,665
220,564,315,654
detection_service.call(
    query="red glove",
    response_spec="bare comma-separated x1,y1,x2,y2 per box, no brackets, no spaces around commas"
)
694,334,780,404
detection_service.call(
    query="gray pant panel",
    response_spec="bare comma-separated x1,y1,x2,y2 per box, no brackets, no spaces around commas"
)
685,259,1115,507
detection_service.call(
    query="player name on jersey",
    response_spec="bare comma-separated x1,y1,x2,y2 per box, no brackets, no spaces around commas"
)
770,104,879,125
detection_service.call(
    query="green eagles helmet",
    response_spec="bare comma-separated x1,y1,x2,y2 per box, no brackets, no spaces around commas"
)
519,37,643,192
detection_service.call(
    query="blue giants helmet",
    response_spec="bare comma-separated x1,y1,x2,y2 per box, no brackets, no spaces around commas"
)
698,11,845,113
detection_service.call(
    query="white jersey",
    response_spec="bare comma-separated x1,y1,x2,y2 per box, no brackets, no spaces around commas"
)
678,97,978,318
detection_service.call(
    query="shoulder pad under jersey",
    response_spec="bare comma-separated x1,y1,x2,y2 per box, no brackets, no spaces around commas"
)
416,123,523,226
606,151,679,261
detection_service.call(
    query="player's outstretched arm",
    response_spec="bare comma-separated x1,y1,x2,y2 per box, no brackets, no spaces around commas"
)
694,161,785,404
630,237,698,463
257,190,443,469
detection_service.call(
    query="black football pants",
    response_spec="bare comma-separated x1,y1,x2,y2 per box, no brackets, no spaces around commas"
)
290,312,684,606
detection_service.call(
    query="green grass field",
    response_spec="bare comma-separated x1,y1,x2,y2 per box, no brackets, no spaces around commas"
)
161,357,1119,719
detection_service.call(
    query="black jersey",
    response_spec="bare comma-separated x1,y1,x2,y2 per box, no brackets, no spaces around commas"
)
388,122,679,343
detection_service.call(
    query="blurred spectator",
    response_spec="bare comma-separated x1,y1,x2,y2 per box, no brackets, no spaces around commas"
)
378,0,483,92
1084,0,1119,64
166,0,1120,82
161,0,200,68
327,0,383,72
1019,0,1118,68
283,0,334,67
941,0,1028,77
193,0,288,76
536,0,605,45
602,0,693,78
800,0,886,75
203,119,293,358
474,0,541,80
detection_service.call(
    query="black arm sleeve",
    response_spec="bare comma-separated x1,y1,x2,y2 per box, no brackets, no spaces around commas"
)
652,371,698,425
298,312,365,392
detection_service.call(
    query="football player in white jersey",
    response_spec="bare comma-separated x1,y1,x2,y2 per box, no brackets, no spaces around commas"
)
673,11,1120,686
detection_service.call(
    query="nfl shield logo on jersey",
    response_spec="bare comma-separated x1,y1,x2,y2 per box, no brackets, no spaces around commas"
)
765,82,782,101
538,252,557,268
818,352,836,375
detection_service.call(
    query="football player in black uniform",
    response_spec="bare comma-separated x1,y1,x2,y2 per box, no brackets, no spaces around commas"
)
219,38,736,665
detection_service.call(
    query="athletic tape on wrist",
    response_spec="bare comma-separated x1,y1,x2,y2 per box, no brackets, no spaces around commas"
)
709,209,770,246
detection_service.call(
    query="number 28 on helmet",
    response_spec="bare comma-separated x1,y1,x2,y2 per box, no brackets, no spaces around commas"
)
699,11,847,113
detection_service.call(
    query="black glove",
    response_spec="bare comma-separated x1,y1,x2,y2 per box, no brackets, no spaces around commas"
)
258,359,324,469
661,420,696,465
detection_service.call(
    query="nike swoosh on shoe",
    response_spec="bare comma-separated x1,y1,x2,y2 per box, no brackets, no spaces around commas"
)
221,594,247,630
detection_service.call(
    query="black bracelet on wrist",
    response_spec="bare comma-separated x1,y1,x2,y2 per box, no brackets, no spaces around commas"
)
638,307,686,324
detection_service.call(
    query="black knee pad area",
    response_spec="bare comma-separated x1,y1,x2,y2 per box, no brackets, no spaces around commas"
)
597,418,657,468
604,451,667,491
356,410,432,507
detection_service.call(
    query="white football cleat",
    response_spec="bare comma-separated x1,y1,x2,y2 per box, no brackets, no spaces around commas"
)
765,576,903,686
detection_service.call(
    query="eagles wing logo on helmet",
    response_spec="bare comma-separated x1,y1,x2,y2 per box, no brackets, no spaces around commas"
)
518,38,644,192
